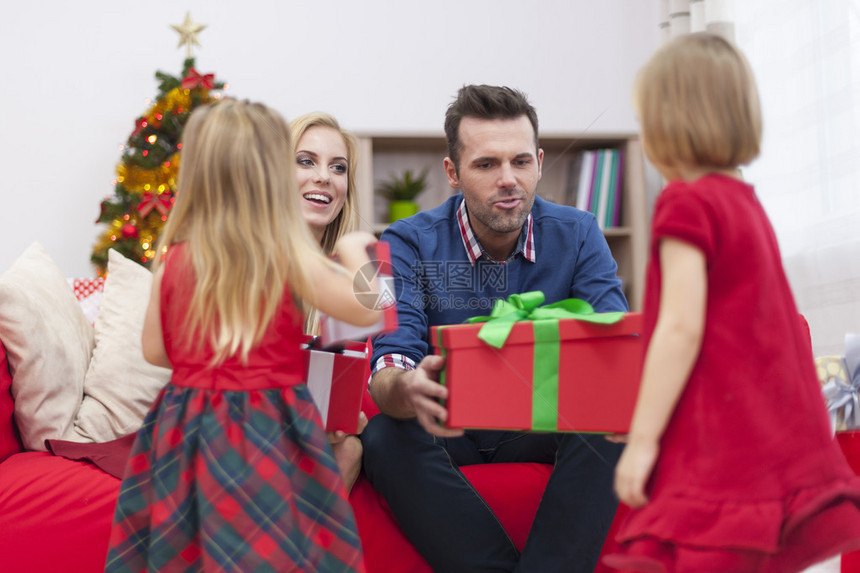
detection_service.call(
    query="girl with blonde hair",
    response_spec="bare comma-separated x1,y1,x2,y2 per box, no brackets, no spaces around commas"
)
605,33,860,572
105,99,377,572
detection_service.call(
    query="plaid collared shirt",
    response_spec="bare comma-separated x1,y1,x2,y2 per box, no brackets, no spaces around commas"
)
456,199,536,264
372,200,536,377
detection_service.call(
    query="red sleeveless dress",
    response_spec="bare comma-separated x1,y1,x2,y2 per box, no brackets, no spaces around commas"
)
105,244,365,572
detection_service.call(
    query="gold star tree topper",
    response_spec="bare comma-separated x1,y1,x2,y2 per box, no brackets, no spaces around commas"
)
171,12,206,58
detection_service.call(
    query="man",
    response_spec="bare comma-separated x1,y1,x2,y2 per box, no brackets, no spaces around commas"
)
362,84,627,572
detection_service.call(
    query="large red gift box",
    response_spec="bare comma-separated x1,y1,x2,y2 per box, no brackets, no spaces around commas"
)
431,313,643,434
303,338,368,434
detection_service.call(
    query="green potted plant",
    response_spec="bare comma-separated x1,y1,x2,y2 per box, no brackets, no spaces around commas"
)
377,168,429,223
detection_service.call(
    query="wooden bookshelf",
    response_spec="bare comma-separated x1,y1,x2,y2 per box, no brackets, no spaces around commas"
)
354,133,649,311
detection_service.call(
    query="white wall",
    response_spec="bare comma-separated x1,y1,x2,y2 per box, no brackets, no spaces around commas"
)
0,1,659,277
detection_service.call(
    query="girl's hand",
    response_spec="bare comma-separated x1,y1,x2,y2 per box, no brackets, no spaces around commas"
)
613,438,659,509
309,232,383,327
334,231,378,256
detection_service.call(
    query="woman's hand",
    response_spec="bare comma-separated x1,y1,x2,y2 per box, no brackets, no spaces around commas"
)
328,412,368,445
328,412,369,493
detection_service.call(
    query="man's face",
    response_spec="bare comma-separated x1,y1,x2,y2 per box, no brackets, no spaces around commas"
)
444,115,543,240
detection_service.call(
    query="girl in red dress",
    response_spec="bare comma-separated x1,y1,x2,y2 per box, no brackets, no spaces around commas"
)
604,32,860,572
105,99,380,572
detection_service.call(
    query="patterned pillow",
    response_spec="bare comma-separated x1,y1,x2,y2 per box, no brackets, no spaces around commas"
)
0,242,93,450
68,277,105,325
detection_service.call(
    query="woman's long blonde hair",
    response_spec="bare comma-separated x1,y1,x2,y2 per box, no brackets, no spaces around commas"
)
154,99,325,364
289,112,360,335
289,112,360,255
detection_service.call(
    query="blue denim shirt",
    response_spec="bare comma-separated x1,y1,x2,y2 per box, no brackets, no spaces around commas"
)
371,194,628,369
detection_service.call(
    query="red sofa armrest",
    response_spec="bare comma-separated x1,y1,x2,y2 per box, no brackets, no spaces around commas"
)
0,452,121,573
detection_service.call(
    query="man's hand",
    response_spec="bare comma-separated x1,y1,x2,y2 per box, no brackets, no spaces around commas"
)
604,433,629,444
402,355,464,438
370,357,464,438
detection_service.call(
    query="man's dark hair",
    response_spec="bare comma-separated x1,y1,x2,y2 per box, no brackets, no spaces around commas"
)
444,84,539,171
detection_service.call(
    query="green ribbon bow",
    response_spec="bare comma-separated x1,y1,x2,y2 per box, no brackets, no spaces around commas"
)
465,291,625,349
464,291,624,431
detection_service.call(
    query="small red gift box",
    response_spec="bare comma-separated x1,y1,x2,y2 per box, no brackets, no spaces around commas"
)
431,313,643,434
303,338,368,434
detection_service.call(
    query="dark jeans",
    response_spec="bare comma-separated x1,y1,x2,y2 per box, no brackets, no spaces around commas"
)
362,414,623,573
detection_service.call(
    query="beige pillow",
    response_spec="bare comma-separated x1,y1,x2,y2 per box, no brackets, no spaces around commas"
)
67,249,171,443
0,242,93,450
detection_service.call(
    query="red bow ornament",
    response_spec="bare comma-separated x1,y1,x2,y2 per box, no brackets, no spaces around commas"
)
138,192,173,217
131,117,148,138
181,67,215,90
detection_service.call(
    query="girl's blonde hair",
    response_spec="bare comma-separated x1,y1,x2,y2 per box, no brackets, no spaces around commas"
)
289,112,360,256
634,32,762,172
154,99,326,364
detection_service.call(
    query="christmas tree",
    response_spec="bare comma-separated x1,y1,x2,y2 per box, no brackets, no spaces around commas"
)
91,14,224,273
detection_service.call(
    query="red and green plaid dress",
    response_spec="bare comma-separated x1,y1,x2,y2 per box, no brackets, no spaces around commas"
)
105,245,365,572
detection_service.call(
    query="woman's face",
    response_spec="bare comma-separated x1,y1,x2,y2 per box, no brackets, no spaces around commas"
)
295,126,349,243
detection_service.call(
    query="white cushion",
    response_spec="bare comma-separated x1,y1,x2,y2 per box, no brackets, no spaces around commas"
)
0,242,92,450
67,249,171,442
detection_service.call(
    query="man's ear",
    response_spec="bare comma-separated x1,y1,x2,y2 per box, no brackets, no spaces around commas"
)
443,157,460,189
537,148,544,181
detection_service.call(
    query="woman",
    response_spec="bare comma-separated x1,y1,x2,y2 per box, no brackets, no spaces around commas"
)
290,111,366,493
291,112,359,255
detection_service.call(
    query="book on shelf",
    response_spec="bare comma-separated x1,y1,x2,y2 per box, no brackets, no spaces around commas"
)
573,147,624,229
562,151,584,206
588,150,605,223
596,149,614,229
608,150,624,228
575,150,597,213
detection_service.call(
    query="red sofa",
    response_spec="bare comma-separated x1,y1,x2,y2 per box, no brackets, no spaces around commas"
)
0,335,631,572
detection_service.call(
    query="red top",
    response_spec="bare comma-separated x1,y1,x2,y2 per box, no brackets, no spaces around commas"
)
160,244,307,390
617,174,860,554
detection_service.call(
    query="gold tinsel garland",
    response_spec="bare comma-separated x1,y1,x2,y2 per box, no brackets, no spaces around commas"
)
146,87,192,123
116,152,180,194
